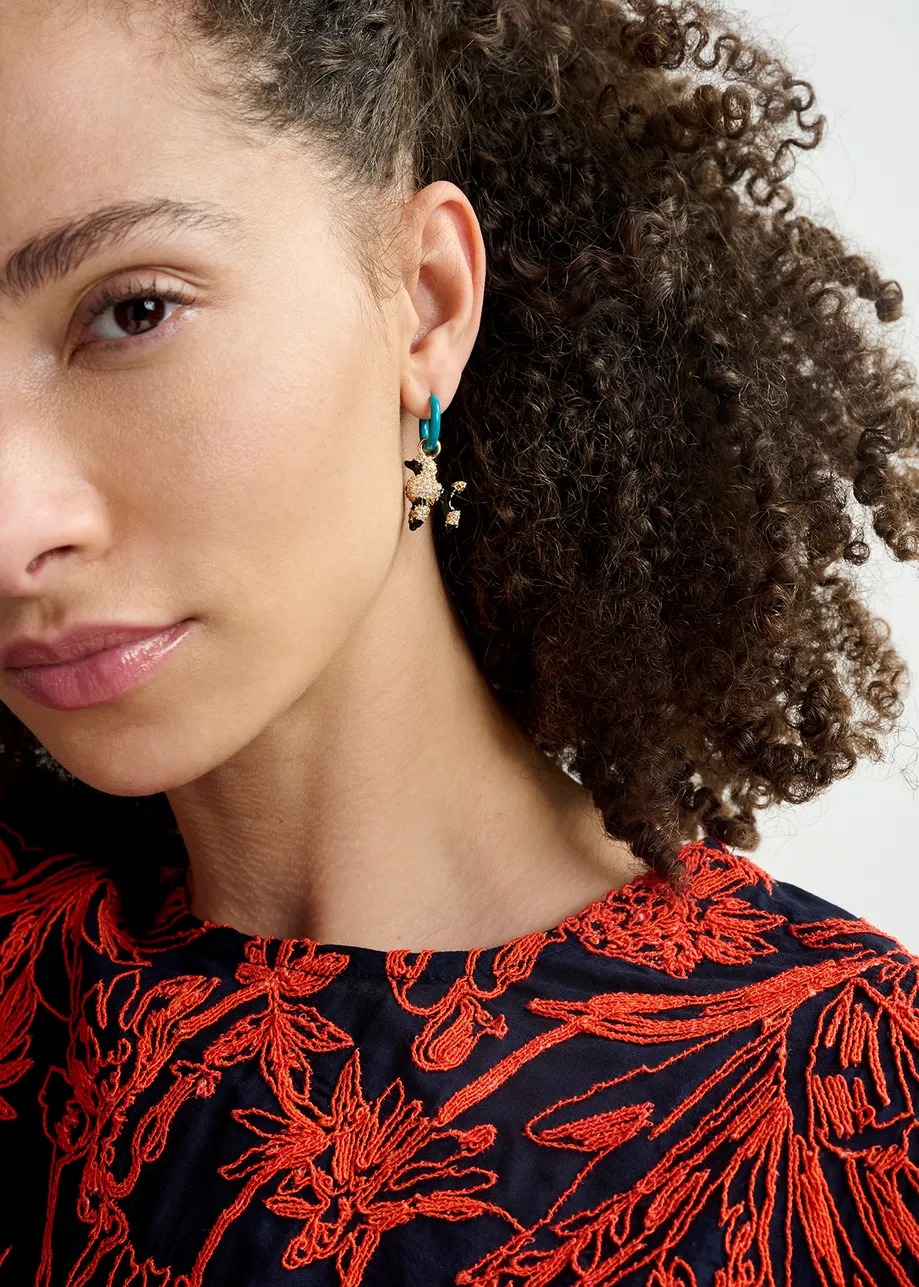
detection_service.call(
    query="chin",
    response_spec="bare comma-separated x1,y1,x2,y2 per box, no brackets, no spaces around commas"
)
47,765,186,798
32,737,214,798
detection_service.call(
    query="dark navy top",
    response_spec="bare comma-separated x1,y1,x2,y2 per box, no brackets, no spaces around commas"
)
1,817,917,1286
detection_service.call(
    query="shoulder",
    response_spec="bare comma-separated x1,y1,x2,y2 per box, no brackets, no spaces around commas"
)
710,836,919,981
0,809,163,973
713,834,919,1059
686,842,919,1275
555,837,919,1164
677,838,919,1029
730,847,919,1279
560,836,917,986
536,840,919,1279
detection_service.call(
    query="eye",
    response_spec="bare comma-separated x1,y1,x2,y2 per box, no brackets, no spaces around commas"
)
79,276,195,349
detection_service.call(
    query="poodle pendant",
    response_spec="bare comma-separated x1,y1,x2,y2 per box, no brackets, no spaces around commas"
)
403,440,467,531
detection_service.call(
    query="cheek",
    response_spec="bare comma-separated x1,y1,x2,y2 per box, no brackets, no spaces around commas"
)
18,358,408,798
145,346,405,684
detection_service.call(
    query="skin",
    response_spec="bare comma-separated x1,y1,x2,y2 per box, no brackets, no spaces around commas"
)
0,1,641,949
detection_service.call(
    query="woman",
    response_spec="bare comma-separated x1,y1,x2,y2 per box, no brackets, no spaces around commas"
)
0,0,916,1282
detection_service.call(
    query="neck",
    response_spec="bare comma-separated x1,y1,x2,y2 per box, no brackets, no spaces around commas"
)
168,531,639,951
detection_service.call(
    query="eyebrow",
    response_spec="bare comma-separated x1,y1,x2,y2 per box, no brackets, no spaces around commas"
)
0,197,244,307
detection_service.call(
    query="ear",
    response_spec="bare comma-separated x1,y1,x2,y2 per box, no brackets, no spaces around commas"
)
398,181,487,424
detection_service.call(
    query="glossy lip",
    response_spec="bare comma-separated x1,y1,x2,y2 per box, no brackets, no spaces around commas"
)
1,623,185,669
4,620,195,711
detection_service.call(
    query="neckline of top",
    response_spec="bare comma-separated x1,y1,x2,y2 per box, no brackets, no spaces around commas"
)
164,836,727,978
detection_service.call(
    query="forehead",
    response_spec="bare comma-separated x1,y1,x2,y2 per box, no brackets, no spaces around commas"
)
0,2,318,276
0,1,203,155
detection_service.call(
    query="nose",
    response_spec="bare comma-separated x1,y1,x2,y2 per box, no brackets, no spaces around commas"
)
0,483,104,598
26,547,75,575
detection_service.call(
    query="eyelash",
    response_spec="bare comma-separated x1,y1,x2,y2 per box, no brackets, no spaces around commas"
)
79,276,195,348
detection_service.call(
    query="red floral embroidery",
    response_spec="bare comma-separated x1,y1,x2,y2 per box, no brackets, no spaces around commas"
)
0,846,144,1126
0,821,917,1286
452,953,919,1285
195,1049,512,1287
212,939,353,1102
385,929,565,1071
562,841,787,977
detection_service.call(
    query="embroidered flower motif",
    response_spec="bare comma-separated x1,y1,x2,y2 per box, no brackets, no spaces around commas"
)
214,1049,508,1286
205,938,353,1101
563,842,786,977
386,929,564,1071
234,936,350,997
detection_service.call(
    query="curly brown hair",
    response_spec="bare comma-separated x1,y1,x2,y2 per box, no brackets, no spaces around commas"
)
3,0,917,921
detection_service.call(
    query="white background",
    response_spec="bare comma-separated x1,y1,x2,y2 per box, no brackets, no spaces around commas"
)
719,1,919,952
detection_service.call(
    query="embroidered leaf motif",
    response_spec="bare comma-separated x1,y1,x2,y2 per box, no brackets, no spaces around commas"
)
530,1102,655,1152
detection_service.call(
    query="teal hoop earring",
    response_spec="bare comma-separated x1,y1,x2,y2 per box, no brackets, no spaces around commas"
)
403,393,467,531
419,393,441,454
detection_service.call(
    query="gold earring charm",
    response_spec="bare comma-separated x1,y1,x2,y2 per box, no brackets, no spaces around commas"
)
403,394,467,531
403,439,467,531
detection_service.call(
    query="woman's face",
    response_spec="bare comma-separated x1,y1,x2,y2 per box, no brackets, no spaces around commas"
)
0,2,439,795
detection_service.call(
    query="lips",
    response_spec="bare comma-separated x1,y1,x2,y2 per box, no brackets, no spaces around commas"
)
3,620,196,711
1,624,182,669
